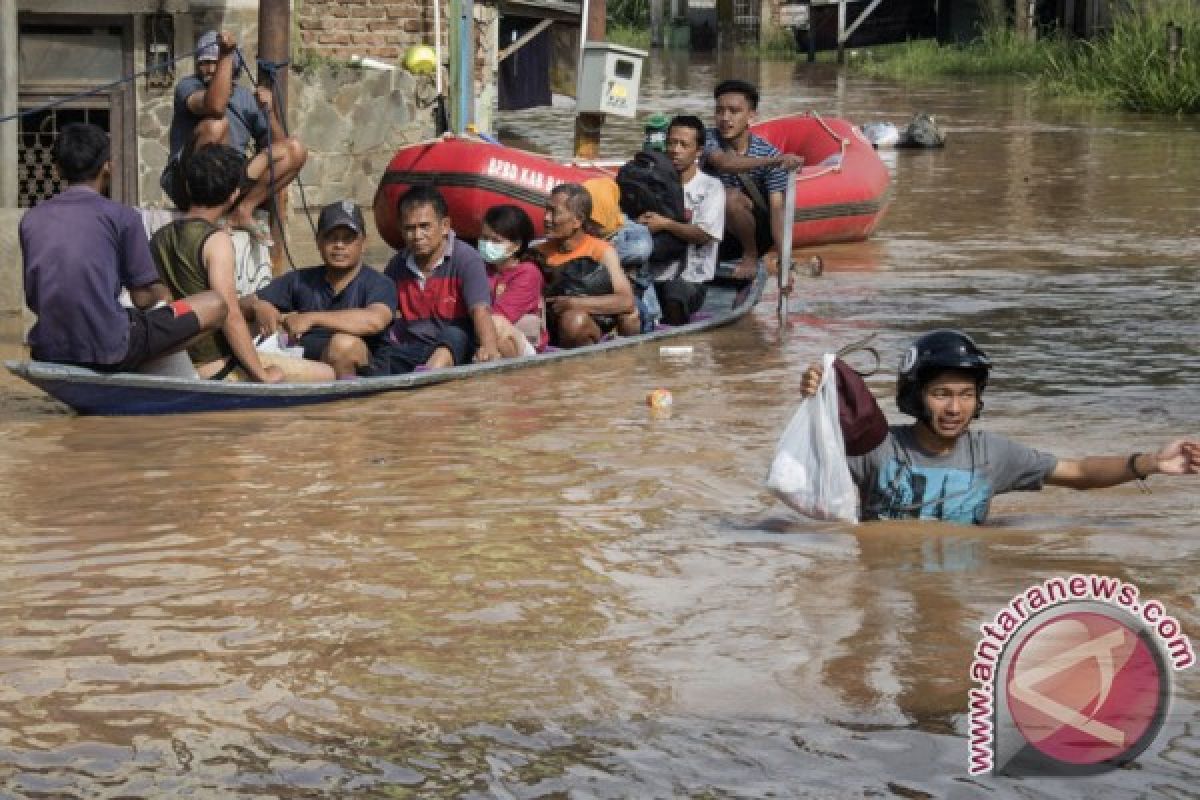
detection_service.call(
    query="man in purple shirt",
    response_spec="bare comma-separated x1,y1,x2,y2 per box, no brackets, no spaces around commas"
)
20,123,226,372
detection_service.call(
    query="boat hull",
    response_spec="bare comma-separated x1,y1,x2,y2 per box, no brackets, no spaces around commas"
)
375,114,890,249
7,274,766,416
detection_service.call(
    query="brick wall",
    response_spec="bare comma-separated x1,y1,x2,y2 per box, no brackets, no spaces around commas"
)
297,0,441,61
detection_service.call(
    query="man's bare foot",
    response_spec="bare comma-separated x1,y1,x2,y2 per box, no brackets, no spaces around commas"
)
226,211,274,248
732,254,759,280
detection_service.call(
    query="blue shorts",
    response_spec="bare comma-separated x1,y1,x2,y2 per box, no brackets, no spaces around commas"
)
366,323,476,376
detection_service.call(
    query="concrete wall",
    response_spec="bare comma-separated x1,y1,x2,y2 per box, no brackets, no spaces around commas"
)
291,64,430,207
0,209,25,318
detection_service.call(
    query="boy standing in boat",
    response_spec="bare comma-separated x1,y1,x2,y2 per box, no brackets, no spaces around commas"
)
150,144,332,383
368,187,501,374
798,330,1200,524
537,183,640,348
703,79,803,279
161,30,307,242
253,201,397,378
20,123,227,372
636,115,725,325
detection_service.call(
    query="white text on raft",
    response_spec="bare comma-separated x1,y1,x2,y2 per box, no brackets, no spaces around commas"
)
485,158,554,192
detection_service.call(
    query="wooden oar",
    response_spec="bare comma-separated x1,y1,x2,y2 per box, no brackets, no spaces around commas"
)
777,169,798,326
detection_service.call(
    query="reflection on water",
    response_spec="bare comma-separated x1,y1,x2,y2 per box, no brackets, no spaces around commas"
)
1,52,1198,795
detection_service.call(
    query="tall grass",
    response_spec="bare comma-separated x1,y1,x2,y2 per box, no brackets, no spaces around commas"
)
859,26,1067,80
608,23,652,51
1042,0,1200,112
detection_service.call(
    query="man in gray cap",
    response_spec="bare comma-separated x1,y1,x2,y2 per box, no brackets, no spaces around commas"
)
251,201,397,378
161,29,307,244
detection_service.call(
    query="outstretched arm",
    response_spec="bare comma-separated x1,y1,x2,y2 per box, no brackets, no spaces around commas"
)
1047,439,1200,489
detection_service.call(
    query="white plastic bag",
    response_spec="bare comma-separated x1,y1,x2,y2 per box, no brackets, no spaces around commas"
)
256,331,306,359
766,353,860,522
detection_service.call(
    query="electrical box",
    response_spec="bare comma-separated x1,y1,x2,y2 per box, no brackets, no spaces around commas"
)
576,42,646,118
779,1,811,30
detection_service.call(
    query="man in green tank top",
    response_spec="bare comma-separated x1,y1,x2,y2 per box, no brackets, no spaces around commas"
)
150,144,332,383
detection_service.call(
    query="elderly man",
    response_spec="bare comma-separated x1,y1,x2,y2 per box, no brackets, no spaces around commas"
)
536,183,639,348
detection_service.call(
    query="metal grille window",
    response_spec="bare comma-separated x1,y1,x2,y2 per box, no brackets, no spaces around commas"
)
14,17,132,205
17,105,111,208
733,0,761,40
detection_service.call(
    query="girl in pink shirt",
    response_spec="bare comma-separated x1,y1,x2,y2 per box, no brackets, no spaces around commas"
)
478,205,547,354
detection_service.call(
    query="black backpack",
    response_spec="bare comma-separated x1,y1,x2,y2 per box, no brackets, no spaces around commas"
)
545,256,613,298
615,150,687,266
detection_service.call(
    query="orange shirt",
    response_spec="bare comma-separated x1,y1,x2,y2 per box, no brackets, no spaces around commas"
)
536,234,615,269
582,177,624,239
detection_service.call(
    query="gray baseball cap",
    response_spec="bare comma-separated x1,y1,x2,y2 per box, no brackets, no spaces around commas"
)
317,200,366,236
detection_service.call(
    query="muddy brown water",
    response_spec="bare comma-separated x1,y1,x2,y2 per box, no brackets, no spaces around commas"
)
1,52,1198,797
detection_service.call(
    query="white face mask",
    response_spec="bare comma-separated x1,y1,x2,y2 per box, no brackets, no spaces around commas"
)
478,238,514,265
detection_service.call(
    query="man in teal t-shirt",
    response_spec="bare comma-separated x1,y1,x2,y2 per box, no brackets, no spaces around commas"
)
799,330,1200,524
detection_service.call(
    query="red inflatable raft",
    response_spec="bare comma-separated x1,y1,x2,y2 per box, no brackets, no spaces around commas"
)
374,113,890,250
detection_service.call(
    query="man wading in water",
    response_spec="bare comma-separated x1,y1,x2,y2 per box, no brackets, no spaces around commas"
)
800,330,1200,524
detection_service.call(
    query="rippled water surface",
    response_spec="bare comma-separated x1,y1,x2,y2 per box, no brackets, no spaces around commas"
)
1,53,1198,797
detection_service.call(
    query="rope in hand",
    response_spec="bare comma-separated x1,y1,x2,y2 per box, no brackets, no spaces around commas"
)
233,47,308,272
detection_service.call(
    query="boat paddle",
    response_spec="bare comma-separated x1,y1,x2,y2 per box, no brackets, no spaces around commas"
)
777,169,798,326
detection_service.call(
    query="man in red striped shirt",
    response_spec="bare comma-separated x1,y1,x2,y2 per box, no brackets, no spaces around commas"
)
369,187,501,375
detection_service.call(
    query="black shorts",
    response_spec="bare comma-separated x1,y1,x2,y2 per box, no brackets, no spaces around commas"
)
109,302,200,372
298,330,386,363
367,323,476,376
654,279,708,326
297,329,335,362
718,195,774,261
592,314,618,335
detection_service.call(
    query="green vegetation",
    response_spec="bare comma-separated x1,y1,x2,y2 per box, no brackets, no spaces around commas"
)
857,27,1067,80
858,0,1200,113
1042,0,1200,112
609,0,650,28
608,23,652,50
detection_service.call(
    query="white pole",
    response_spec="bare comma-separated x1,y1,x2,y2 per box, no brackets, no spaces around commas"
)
777,170,797,325
575,0,590,103
433,0,444,96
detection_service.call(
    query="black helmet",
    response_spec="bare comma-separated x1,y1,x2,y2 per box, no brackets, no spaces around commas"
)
896,330,991,420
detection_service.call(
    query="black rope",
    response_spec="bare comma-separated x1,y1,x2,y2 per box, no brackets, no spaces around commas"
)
260,58,318,241
234,47,301,271
0,48,202,126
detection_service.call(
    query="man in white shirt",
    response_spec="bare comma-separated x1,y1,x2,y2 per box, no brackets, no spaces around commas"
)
637,115,726,325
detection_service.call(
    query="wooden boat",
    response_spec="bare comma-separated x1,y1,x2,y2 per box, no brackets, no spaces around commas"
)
5,272,766,416
374,112,890,249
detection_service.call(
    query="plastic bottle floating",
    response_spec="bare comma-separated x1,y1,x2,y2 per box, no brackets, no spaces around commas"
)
647,388,673,410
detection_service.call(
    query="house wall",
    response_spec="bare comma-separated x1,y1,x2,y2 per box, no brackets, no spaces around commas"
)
3,0,505,314
8,0,498,210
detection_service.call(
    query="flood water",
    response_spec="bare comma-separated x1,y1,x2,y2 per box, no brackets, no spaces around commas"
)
1,51,1198,797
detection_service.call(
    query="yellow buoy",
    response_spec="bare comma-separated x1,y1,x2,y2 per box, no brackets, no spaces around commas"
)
403,45,438,75
647,389,673,410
